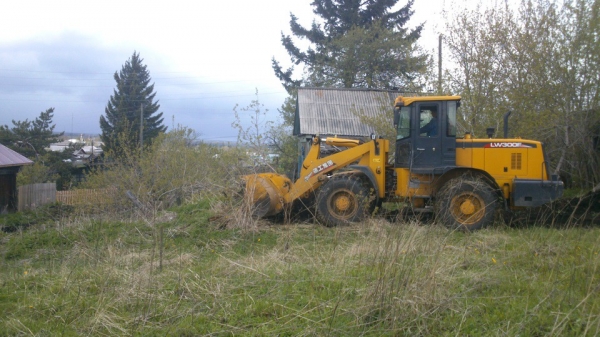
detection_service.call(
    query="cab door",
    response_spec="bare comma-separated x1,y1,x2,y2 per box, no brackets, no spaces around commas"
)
412,102,442,171
441,101,458,168
395,100,458,173
395,105,412,168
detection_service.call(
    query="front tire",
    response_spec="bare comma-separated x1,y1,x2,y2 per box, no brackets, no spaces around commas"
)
435,177,498,231
316,176,372,226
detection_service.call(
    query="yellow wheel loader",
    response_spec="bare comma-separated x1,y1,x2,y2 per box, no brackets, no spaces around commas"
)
244,95,564,230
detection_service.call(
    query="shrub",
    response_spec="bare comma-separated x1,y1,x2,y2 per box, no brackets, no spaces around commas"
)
82,127,247,217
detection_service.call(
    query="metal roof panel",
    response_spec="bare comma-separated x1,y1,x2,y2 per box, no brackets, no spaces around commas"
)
0,144,34,168
296,88,409,136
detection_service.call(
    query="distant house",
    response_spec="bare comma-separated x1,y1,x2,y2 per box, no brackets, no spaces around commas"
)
0,144,33,212
71,145,103,167
48,138,85,152
48,137,104,167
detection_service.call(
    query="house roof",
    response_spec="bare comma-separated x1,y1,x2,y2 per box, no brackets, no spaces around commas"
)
74,146,103,155
294,87,414,137
0,144,34,168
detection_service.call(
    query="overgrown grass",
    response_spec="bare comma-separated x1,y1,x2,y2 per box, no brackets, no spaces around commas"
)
1,202,599,336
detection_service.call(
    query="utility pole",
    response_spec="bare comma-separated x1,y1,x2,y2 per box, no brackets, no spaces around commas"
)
438,34,443,94
140,104,144,151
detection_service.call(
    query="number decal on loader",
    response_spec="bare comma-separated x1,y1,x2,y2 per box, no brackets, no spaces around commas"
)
305,160,335,181
485,142,532,148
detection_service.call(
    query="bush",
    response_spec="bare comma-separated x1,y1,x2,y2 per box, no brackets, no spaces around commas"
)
82,127,248,217
0,203,73,232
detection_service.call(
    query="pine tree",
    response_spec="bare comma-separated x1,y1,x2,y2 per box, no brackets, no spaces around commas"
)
0,108,74,188
100,52,167,156
272,0,428,92
0,108,62,159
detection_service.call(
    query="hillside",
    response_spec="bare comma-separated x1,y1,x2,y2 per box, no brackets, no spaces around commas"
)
0,202,599,336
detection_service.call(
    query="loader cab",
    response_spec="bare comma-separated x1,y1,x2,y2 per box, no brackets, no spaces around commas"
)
393,96,460,173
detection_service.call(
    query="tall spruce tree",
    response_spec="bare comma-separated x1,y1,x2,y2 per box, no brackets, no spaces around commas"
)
100,52,166,156
272,0,427,92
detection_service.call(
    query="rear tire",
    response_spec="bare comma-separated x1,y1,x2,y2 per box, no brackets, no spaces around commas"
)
435,177,498,231
316,176,372,226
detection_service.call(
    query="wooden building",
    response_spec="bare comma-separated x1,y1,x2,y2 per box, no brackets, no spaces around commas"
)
0,144,33,212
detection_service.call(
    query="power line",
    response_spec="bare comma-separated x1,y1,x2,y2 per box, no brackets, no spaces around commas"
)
0,68,274,81
0,83,281,93
0,75,259,83
0,90,287,104
0,68,212,75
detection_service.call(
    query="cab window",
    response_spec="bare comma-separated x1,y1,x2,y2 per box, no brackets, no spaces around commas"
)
447,101,458,137
419,105,438,137
396,106,411,140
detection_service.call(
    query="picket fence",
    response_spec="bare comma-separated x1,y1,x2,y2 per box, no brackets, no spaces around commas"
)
18,183,113,211
56,188,114,205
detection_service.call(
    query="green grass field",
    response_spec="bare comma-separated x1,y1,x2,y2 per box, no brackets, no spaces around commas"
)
1,202,599,336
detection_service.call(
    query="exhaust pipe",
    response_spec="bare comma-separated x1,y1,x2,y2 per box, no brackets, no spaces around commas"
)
503,111,512,138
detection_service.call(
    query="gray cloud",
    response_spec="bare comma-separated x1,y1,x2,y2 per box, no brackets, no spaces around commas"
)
0,32,287,141
0,33,130,134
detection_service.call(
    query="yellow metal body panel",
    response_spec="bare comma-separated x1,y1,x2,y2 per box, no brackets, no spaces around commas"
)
394,169,433,198
395,95,461,107
456,138,549,199
392,138,550,201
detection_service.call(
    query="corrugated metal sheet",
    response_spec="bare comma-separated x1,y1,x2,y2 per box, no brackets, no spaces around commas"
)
0,144,34,168
295,87,408,137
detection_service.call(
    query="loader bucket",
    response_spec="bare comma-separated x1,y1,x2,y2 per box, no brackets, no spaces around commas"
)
242,173,292,218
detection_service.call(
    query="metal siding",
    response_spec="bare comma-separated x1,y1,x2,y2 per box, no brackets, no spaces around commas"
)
297,88,406,137
0,144,34,168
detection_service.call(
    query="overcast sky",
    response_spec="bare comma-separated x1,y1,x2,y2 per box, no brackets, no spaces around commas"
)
0,0,451,143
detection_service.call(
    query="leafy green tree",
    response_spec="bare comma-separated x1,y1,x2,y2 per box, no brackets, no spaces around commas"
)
84,126,245,213
443,0,600,190
272,0,427,92
100,52,167,157
16,161,58,187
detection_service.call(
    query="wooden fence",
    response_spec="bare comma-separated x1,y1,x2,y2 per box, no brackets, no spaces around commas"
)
56,188,114,206
18,183,114,211
18,183,56,211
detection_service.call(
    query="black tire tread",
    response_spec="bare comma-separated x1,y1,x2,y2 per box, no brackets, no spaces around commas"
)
435,177,498,231
315,176,372,226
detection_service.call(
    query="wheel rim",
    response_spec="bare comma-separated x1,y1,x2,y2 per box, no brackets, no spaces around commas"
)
449,192,486,225
327,189,358,220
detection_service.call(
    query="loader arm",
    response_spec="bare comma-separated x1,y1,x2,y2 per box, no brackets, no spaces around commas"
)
284,136,388,203
242,135,388,219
